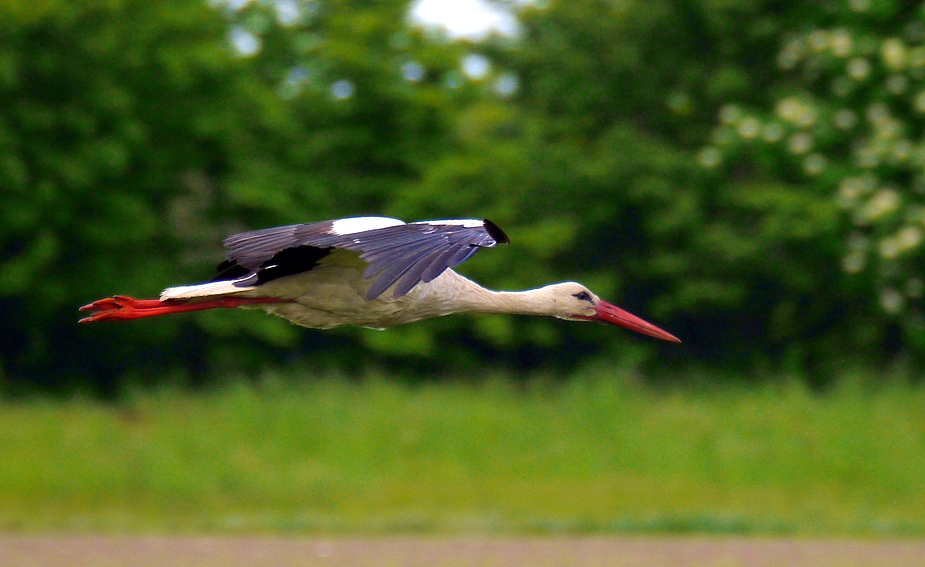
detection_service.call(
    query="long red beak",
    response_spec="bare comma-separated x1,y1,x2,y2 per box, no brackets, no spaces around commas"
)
591,300,680,343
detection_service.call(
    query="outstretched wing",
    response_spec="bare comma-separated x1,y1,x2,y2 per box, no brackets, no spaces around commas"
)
216,217,509,300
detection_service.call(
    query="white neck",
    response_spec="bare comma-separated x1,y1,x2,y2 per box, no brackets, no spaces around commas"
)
439,273,557,317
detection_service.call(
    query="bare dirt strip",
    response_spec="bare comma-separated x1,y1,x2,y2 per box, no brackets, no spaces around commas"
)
2,535,924,567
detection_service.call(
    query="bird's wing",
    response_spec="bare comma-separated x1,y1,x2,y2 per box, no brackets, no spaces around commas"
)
216,217,509,299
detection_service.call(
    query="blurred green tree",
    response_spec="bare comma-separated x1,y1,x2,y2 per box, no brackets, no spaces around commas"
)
0,0,270,390
0,1,319,386
408,0,889,379
0,0,478,391
699,0,925,371
4,0,920,392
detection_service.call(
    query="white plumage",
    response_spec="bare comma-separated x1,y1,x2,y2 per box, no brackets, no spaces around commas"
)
329,216,404,236
80,217,679,342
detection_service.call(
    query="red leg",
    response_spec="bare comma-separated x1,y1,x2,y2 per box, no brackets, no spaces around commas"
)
78,295,291,323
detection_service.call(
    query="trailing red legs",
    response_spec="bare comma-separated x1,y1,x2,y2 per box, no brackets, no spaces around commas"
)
78,295,290,323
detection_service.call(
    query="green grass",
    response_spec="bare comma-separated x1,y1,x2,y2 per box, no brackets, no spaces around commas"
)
1,369,924,535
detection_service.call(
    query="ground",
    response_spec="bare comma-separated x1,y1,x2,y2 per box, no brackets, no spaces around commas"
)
2,536,924,567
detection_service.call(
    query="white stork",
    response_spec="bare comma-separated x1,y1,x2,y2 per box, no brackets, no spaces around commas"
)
79,217,680,342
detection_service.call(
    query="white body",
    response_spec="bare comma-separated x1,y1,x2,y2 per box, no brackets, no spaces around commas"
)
161,249,588,330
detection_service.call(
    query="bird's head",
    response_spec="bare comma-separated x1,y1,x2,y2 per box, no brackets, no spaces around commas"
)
543,282,680,343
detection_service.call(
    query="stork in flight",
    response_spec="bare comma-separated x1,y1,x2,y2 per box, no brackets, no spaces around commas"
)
79,217,680,343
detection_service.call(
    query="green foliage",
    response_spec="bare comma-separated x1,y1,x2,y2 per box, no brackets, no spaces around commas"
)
0,0,470,388
0,0,279,383
700,1,925,345
482,0,925,374
439,0,859,373
2,372,924,534
4,0,925,388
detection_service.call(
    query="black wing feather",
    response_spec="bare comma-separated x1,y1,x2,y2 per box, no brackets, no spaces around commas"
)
216,218,509,299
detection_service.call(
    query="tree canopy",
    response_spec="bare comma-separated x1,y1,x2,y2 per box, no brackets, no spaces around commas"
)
2,0,922,392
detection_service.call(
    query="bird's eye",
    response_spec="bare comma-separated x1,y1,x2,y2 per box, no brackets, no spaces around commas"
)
572,291,593,302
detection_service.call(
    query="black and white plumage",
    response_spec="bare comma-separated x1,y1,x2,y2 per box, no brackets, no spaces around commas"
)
214,217,509,300
79,216,679,342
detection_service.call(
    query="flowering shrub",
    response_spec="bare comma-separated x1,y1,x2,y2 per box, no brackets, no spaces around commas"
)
701,2,925,322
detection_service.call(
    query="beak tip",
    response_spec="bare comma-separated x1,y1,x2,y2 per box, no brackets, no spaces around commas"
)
594,301,681,344
644,329,681,343
658,330,682,344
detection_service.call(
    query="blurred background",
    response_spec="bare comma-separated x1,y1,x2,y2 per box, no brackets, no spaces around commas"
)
9,0,925,393
1,0,924,537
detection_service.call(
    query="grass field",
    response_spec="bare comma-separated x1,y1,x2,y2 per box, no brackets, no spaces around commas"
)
1,369,923,536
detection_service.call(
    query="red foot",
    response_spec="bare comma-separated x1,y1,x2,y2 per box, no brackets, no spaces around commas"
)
78,295,290,323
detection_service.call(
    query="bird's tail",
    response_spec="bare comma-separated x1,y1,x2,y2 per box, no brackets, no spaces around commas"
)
160,280,255,300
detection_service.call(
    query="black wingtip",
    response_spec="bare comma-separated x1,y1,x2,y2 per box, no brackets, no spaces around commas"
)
483,219,510,245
